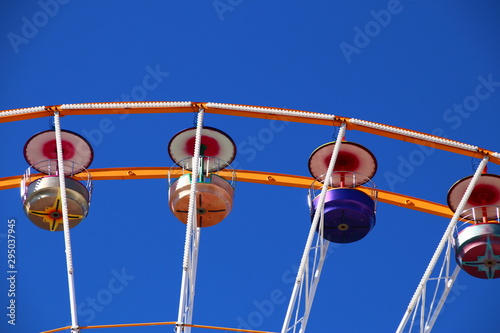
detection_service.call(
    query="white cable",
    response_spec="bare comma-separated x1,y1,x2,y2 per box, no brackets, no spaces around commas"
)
60,101,191,109
492,152,500,159
349,118,478,151
54,112,80,333
206,102,335,120
396,155,489,333
0,106,45,117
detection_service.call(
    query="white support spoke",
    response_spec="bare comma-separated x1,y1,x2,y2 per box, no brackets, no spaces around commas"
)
185,226,201,327
282,123,346,333
176,109,205,333
300,238,329,332
420,284,426,333
54,112,80,333
425,238,452,324
399,236,461,333
423,265,461,332
284,200,331,333
396,156,489,333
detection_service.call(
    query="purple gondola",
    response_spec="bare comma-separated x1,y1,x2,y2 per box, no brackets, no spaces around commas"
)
308,141,378,243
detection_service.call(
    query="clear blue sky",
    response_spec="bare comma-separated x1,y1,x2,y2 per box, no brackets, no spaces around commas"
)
1,1,500,332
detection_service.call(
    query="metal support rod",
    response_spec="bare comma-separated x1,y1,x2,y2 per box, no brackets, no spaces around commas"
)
424,265,461,332
54,112,80,333
185,226,201,327
420,284,426,333
176,108,205,333
423,239,451,325
282,123,347,333
396,155,489,333
299,240,329,332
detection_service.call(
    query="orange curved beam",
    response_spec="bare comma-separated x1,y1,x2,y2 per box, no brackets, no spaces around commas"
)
2,167,454,220
0,102,498,165
40,321,277,333
183,323,278,332
80,321,176,330
40,322,176,332
40,326,72,333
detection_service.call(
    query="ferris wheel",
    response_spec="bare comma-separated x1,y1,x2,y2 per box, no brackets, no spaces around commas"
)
1,101,499,333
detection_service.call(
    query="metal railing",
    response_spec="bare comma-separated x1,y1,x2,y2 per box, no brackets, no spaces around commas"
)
308,171,378,208
168,155,237,189
21,159,93,203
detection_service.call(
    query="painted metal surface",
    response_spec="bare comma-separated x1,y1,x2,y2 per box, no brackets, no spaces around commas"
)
308,141,377,186
1,167,455,219
24,129,94,175
23,176,89,231
448,174,500,221
169,173,234,227
455,222,500,279
2,102,498,165
311,188,376,243
168,126,236,172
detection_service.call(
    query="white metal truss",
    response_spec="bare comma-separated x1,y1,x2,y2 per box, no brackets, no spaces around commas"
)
281,123,347,333
185,226,201,327
283,213,330,333
396,156,489,333
401,236,461,333
176,109,205,333
176,223,201,333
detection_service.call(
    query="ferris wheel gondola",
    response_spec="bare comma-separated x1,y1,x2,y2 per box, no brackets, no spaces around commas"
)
448,174,500,279
308,141,378,243
21,129,94,231
167,126,237,227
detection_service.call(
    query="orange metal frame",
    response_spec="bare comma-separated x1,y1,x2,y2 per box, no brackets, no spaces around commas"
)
1,101,468,220
1,101,483,332
1,167,454,219
40,321,278,333
1,102,499,165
